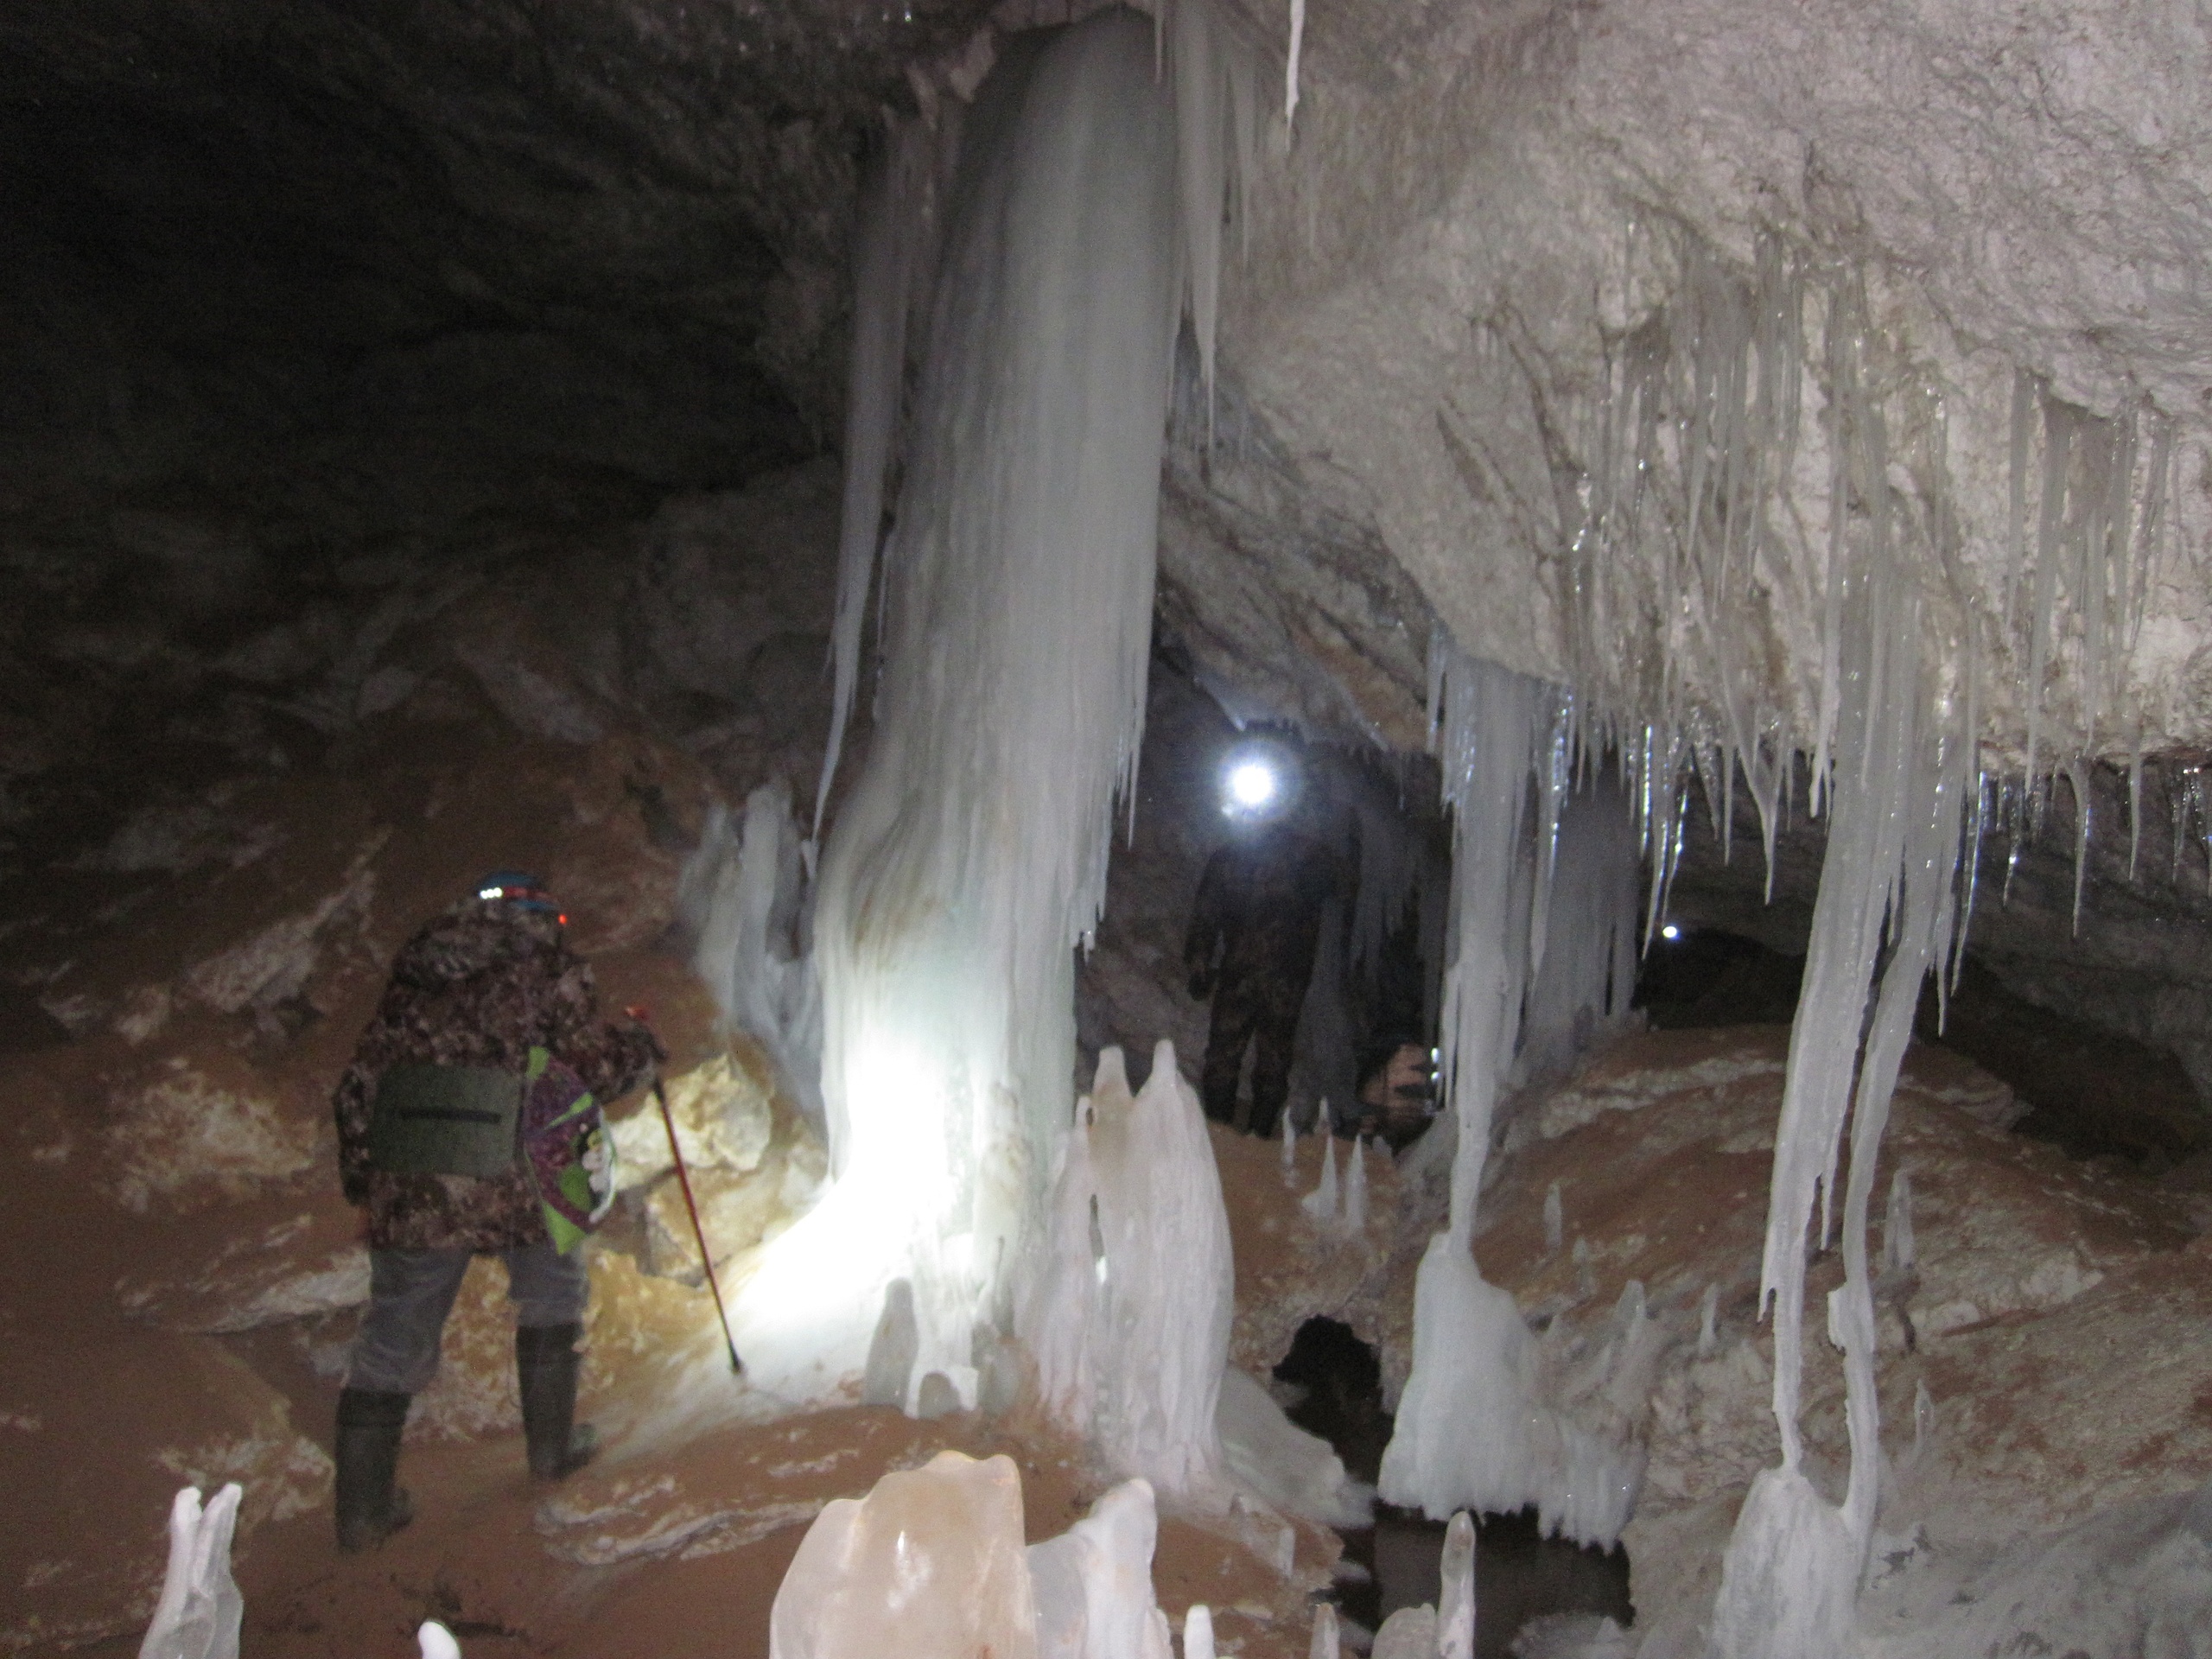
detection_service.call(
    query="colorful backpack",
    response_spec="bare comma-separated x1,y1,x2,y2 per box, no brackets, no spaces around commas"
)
520,1047,617,1254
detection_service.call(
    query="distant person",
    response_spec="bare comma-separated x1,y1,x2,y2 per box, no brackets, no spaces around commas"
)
1184,745,1344,1137
330,871,659,1552
1356,1039,1437,1148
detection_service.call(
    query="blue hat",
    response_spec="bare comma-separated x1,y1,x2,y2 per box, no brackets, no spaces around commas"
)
474,870,560,915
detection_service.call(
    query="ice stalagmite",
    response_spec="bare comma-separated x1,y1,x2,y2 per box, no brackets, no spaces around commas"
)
1028,1478,1176,1659
138,1484,242,1659
1300,1133,1338,1224
732,4,1256,1401
1438,1510,1477,1659
1021,1045,1234,1503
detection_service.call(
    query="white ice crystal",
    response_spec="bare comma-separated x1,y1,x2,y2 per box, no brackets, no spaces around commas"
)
137,1484,242,1659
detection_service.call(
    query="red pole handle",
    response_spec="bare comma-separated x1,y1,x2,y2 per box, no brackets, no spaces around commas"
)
654,1079,744,1376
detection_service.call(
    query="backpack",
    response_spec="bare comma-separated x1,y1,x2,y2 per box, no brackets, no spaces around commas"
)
519,1047,618,1254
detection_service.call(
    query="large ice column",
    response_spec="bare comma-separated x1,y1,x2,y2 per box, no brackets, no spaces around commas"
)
734,5,1256,1400
1020,1043,1234,1504
1708,306,1975,1659
769,1451,1039,1659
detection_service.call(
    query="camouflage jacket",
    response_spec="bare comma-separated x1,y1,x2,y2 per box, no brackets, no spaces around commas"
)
333,900,660,1253
1184,824,1345,1000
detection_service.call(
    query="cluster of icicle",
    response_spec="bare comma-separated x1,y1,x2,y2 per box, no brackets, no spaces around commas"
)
1376,643,1647,1547
1529,223,2183,941
137,1484,456,1659
770,1450,1466,1659
728,0,1268,1401
1502,217,2041,1656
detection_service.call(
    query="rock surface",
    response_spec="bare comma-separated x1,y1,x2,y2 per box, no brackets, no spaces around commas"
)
1462,1024,2212,1653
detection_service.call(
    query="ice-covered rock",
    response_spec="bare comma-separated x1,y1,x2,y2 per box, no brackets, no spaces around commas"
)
769,1450,1037,1659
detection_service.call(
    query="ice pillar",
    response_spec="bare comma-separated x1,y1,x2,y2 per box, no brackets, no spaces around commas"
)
736,4,1255,1402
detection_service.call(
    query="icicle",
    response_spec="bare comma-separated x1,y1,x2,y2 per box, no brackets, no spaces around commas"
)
1542,1181,1563,1257
1185,1605,1216,1659
1280,1109,1297,1183
1697,1281,1719,1359
1344,1135,1370,1232
1284,0,1305,130
1913,1380,1935,1459
2002,369,2034,633
418,1627,461,1659
2127,728,2145,880
2063,756,2091,934
1573,1236,1595,1300
1301,1134,1340,1225
1881,1167,1915,1279
1438,1510,1477,1659
817,123,930,837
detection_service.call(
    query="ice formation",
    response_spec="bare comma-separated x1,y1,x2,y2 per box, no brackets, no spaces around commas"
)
1020,1044,1234,1503
1027,1478,1175,1659
417,1625,461,1659
678,780,824,1135
859,1278,918,1408
769,1451,1039,1659
1215,1367,1371,1528
1370,1606,1438,1659
1377,645,1647,1541
1706,272,1980,1659
736,0,1262,1403
1300,1134,1339,1224
1342,1135,1369,1231
1307,1603,1339,1659
1438,1509,1477,1659
1181,1605,1214,1659
138,1485,242,1659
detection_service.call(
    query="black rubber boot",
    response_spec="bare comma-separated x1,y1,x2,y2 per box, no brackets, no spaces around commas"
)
334,1388,414,1552
517,1323,598,1480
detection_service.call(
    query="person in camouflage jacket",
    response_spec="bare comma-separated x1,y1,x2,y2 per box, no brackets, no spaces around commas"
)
329,872,660,1551
1184,813,1344,1139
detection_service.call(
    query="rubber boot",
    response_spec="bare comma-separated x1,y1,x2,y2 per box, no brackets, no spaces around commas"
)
334,1388,415,1552
516,1323,599,1480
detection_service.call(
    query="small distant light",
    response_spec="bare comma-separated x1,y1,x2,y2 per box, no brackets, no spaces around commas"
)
556,913,568,927
1662,924,1681,941
479,887,502,901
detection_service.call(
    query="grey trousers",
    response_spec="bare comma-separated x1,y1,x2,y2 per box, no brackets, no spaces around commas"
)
346,1242,588,1395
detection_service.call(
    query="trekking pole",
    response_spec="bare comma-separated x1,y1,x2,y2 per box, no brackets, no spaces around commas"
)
653,1076,745,1376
